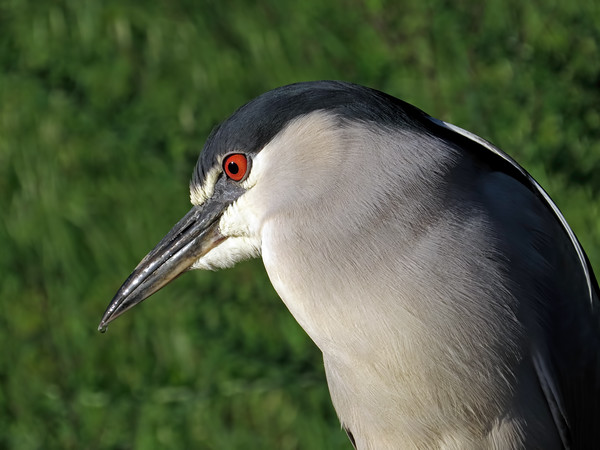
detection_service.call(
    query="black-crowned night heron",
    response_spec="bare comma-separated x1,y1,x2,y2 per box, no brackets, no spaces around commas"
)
100,81,600,449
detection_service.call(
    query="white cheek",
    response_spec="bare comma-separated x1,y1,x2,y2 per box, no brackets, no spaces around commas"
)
190,236,261,270
218,194,260,238
190,192,262,270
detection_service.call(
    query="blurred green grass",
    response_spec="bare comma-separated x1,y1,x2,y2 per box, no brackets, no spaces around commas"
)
1,0,599,448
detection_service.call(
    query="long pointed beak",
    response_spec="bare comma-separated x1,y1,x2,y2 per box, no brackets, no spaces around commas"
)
98,200,227,332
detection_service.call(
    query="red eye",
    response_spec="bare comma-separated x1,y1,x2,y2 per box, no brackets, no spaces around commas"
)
223,153,248,181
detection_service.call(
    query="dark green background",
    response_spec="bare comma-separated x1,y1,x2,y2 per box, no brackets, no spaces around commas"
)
1,0,599,448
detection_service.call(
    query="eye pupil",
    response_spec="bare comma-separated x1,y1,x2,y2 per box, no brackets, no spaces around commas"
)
228,161,239,174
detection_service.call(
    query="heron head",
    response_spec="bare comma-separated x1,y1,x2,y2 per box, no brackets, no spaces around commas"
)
98,81,443,331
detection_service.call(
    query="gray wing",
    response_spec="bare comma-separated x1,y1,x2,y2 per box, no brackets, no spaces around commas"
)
432,117,600,448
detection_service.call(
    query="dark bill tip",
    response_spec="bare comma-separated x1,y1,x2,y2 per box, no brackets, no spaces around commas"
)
98,203,226,332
